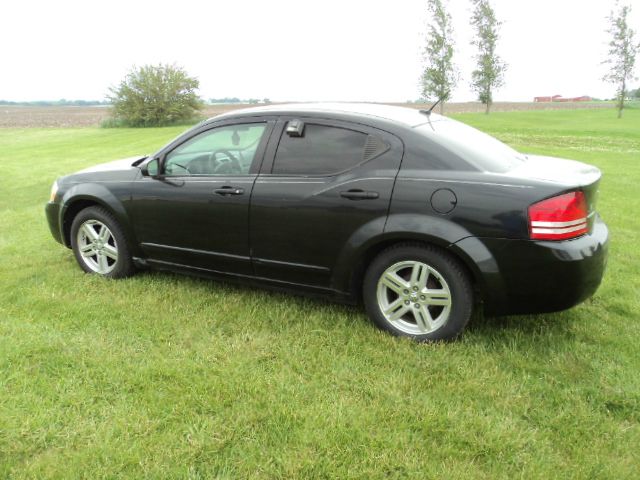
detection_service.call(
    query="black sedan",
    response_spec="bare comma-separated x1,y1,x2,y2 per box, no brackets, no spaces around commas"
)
46,104,608,341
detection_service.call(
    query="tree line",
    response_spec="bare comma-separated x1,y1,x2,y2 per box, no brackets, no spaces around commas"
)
0,99,109,107
421,0,639,117
209,97,271,105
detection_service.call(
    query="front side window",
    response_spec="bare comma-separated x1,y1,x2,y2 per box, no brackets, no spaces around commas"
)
272,124,367,175
164,123,266,175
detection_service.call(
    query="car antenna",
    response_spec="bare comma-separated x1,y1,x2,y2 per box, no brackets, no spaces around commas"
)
419,97,442,131
419,97,442,116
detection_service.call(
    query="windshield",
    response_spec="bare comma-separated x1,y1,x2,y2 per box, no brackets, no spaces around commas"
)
416,118,526,173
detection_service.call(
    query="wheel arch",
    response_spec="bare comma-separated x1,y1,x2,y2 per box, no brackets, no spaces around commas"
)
59,185,138,254
61,197,109,247
339,233,487,305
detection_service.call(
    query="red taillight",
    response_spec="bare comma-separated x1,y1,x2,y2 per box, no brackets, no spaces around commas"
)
528,191,589,240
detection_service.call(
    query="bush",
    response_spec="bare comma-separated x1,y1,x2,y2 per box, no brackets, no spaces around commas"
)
107,64,204,127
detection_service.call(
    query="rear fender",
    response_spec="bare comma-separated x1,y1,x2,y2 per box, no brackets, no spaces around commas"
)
331,213,480,295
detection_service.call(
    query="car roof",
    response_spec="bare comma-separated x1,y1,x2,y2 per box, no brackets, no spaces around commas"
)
207,102,444,128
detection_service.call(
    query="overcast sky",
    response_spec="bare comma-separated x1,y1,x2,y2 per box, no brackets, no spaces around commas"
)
1,0,638,102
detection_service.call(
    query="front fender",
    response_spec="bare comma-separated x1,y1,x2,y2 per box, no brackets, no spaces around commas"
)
58,182,140,255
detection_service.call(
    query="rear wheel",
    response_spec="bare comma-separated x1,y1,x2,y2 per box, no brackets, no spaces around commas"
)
70,206,135,279
363,244,473,341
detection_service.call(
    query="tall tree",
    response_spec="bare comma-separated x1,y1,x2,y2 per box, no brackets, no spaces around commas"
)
421,0,457,114
602,3,639,118
470,0,506,114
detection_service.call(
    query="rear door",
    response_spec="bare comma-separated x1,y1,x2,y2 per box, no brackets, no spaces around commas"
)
249,117,403,288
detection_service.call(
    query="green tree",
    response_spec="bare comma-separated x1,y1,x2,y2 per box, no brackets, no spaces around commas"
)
107,64,203,127
420,0,457,114
470,0,506,114
602,3,639,118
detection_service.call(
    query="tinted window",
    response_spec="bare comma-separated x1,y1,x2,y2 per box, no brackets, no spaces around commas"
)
165,123,266,176
273,124,367,175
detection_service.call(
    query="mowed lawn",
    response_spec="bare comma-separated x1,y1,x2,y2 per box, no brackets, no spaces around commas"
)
1,108,639,478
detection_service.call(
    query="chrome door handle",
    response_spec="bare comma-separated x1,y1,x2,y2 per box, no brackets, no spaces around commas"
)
214,186,244,196
340,189,379,200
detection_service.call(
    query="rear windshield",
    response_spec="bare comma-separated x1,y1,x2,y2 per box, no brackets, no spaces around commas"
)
416,118,526,173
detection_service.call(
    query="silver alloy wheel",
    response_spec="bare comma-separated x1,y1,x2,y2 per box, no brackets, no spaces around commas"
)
376,260,452,335
76,219,118,275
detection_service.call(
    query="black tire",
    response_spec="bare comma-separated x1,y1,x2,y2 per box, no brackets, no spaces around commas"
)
363,243,473,342
70,206,136,279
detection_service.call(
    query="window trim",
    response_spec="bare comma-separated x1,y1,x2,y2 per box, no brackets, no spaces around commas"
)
158,118,275,178
260,117,392,178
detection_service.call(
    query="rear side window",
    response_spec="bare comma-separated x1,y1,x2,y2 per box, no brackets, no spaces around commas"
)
416,118,526,173
272,124,367,175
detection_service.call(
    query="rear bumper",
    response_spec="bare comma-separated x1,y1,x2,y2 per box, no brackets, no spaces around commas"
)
453,214,609,316
45,202,63,244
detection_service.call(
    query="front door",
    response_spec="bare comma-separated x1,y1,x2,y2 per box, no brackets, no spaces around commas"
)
131,120,273,275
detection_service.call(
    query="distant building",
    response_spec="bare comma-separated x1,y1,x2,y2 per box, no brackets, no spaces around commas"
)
534,95,592,102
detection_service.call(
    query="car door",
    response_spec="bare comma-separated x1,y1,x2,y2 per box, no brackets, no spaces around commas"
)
130,119,274,275
249,117,403,288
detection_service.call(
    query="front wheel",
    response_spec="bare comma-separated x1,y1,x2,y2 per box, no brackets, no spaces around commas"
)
363,244,473,342
70,206,136,279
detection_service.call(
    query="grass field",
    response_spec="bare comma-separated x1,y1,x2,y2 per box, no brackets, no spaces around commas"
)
1,108,639,478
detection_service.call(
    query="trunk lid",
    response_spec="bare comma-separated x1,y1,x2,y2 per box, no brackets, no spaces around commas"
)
507,155,600,186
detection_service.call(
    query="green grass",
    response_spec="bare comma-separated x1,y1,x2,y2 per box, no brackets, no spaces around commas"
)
1,109,639,478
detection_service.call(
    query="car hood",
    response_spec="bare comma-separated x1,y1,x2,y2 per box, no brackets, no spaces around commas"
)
75,156,146,174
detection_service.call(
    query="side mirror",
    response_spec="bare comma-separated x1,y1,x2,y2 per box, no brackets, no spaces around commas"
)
142,158,160,177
